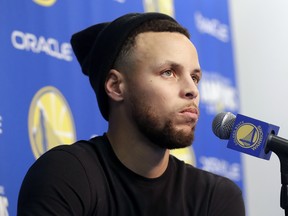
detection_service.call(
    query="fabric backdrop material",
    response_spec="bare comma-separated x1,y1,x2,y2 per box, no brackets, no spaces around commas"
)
0,1,242,215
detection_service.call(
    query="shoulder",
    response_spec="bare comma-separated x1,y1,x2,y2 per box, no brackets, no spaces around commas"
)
36,135,109,186
171,155,240,190
18,135,109,215
29,136,103,172
22,135,109,188
40,135,109,168
170,156,245,215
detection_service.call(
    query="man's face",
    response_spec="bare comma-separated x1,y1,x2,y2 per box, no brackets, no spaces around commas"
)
124,32,201,149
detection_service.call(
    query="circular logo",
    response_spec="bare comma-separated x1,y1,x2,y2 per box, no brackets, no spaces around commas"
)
170,147,196,166
233,122,262,149
28,86,76,159
33,0,56,7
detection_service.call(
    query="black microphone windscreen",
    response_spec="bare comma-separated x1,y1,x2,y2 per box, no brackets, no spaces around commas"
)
212,112,236,139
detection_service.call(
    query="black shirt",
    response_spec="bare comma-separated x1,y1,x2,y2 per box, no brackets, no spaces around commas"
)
17,134,245,216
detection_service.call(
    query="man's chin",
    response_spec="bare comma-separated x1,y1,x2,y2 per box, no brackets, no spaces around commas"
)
165,142,193,150
175,122,196,132
158,130,195,150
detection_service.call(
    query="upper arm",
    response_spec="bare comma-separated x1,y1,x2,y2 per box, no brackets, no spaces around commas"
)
17,149,92,216
209,178,246,216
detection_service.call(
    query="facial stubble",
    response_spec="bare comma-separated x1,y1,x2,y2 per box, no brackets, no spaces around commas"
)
129,94,196,150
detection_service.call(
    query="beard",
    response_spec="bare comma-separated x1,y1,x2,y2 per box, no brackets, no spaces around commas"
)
128,94,196,150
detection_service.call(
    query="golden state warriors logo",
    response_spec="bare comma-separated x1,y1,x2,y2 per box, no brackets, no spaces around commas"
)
143,0,175,17
232,122,263,150
28,86,76,159
170,147,196,166
33,0,56,7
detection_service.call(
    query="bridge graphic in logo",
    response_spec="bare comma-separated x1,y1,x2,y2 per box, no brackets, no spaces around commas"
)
239,127,257,147
32,108,62,154
28,86,76,159
235,123,260,149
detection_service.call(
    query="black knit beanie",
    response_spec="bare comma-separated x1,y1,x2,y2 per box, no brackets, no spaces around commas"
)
70,12,178,121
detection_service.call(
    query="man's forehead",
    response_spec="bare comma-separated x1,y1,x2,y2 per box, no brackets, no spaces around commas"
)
134,31,193,52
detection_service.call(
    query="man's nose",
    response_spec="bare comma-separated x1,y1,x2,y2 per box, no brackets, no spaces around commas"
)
180,76,199,100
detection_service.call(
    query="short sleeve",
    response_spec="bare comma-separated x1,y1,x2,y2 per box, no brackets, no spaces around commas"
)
17,147,92,216
209,177,245,216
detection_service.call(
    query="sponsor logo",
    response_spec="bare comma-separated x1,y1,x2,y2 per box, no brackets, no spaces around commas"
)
33,0,56,7
114,0,126,3
199,156,241,181
232,121,263,150
170,147,196,166
11,30,73,62
0,185,9,216
194,11,229,43
0,115,2,135
143,0,174,17
28,86,76,159
199,72,239,114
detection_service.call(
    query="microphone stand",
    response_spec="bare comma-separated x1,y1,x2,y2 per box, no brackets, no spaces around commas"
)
266,134,288,216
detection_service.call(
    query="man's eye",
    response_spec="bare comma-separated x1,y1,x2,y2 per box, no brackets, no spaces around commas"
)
192,75,200,84
162,70,175,77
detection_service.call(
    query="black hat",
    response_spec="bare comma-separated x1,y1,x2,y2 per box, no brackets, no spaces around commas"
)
71,12,177,121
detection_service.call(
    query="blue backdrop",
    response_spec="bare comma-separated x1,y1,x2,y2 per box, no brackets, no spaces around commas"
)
0,1,243,215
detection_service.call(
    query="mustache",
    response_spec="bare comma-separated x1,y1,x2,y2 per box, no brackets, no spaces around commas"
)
179,103,200,116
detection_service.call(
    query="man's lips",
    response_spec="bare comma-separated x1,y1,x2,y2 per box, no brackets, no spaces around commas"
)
179,107,199,120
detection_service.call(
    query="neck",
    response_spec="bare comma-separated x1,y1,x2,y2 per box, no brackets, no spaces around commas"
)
106,124,170,178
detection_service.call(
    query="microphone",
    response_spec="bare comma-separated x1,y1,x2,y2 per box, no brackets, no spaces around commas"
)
212,112,281,160
213,112,288,212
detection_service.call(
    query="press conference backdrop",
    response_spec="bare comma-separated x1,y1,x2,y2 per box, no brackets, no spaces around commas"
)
0,1,243,215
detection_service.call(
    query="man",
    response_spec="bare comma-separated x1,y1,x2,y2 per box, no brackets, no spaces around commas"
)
17,12,245,215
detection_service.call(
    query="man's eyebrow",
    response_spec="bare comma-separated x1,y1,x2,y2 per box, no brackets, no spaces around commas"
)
193,68,202,74
157,61,202,76
157,61,182,69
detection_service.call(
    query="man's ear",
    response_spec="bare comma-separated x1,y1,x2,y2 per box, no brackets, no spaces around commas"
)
105,69,125,102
